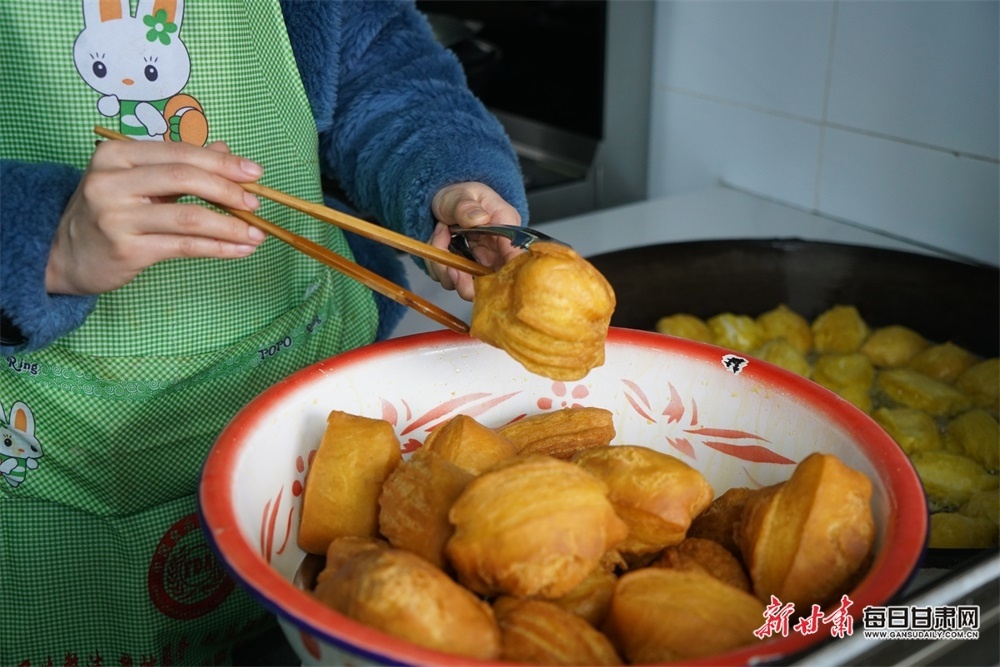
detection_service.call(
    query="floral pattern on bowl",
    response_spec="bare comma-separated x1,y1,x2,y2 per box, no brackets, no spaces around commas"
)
201,328,928,666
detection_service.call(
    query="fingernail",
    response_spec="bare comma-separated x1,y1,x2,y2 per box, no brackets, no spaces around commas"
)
234,244,257,255
468,207,489,221
241,159,263,178
248,226,266,242
243,191,260,210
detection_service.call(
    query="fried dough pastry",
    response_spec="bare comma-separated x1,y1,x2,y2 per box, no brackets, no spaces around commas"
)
872,407,943,456
909,342,979,383
960,489,1000,525
445,454,628,599
860,325,930,368
753,338,812,377
422,414,517,474
312,546,500,660
910,450,999,509
494,597,623,666
687,486,755,555
707,313,763,353
497,407,616,459
956,358,1000,412
470,241,616,381
812,352,875,391
298,411,402,554
314,536,389,587
812,305,870,354
655,313,714,344
735,452,874,609
833,383,874,414
928,512,999,549
756,304,813,355
603,568,764,664
377,448,475,568
946,409,999,471
573,446,713,555
549,567,619,628
652,537,751,592
876,368,972,417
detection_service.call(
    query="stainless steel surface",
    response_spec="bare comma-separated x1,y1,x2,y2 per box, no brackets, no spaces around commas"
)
448,224,569,263
796,551,999,666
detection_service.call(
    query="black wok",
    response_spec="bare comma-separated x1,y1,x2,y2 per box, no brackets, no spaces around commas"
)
588,239,998,357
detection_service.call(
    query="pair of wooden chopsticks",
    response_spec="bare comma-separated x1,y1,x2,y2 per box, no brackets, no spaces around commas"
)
94,127,489,334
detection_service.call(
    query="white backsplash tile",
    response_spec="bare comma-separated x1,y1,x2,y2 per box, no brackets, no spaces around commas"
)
827,0,999,159
653,0,834,120
818,128,999,265
646,0,999,262
648,90,820,209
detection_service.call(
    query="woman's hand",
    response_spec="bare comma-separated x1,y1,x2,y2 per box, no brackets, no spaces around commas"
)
427,181,523,301
45,139,267,296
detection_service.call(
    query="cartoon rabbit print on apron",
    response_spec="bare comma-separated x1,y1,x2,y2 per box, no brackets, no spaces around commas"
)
0,402,42,488
0,0,379,663
74,0,208,144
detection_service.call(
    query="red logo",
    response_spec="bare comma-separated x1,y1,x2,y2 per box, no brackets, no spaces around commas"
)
148,513,234,620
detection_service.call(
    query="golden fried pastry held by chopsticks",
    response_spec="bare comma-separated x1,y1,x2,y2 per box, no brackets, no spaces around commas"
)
445,454,628,599
494,596,623,666
312,546,501,660
298,411,402,554
497,407,616,459
735,452,875,609
573,445,714,556
470,242,616,381
603,568,765,664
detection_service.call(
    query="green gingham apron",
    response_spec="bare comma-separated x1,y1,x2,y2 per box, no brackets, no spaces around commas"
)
0,1,378,664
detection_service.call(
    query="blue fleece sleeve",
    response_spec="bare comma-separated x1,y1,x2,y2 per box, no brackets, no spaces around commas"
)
0,160,98,355
288,0,528,244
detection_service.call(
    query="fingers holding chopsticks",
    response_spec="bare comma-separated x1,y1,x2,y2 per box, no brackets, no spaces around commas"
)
428,181,524,300
46,138,267,296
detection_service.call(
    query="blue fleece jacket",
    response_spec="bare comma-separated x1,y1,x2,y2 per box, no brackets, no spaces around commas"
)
0,0,527,351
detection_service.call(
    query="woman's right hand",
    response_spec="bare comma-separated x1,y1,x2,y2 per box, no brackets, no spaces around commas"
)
45,139,267,295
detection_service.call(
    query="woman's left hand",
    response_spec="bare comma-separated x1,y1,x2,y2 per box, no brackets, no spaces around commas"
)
427,181,523,300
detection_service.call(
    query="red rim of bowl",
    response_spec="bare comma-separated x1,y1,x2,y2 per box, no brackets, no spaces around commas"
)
200,328,929,666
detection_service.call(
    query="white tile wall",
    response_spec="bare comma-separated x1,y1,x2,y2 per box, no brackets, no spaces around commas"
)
828,1,999,159
653,0,833,120
649,89,821,209
820,128,1000,260
647,0,1000,266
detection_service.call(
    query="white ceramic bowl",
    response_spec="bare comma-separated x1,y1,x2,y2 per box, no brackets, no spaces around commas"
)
200,328,928,665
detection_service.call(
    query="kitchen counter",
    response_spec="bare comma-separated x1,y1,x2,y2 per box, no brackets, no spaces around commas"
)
391,185,975,339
